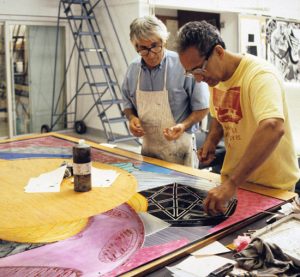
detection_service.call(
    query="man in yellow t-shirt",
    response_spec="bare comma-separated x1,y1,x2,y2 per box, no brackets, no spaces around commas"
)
176,20,300,215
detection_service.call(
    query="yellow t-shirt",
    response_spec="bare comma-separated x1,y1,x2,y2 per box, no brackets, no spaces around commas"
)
210,54,300,190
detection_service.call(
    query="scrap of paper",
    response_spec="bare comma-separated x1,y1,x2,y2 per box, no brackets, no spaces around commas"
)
258,218,300,260
99,143,117,148
278,202,294,215
166,266,198,277
91,167,119,187
167,255,235,277
24,165,67,193
192,241,231,256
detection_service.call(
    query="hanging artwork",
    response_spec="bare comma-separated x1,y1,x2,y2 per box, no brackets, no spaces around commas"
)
266,18,300,82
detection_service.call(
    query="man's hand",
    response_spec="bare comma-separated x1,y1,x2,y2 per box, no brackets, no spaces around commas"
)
129,117,145,137
203,179,237,215
163,124,185,141
198,140,217,166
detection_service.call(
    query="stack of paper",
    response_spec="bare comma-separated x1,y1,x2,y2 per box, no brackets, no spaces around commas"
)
167,241,233,277
167,255,234,277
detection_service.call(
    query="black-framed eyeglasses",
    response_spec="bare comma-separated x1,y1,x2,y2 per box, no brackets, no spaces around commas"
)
185,44,217,77
137,43,163,57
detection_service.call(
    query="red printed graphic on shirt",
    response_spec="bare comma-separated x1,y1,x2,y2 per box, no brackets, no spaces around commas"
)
213,87,242,124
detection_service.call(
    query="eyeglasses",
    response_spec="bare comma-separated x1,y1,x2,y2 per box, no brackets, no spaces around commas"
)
185,44,217,77
137,43,163,56
185,60,208,78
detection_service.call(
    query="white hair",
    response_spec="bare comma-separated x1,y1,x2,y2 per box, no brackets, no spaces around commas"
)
130,15,169,46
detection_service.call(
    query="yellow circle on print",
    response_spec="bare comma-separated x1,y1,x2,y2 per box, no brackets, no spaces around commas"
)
0,158,137,243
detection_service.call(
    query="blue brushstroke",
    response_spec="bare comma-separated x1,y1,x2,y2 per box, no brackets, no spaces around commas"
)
139,162,172,174
111,161,172,174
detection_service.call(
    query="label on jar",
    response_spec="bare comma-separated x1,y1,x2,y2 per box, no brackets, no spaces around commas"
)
73,162,91,175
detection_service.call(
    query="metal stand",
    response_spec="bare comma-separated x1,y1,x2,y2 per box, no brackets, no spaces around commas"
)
45,0,136,144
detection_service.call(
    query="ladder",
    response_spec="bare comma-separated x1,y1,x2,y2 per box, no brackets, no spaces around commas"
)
48,0,137,143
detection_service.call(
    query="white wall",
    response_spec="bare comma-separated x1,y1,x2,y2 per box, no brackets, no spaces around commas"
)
285,83,300,154
220,13,238,52
152,0,300,21
0,0,58,18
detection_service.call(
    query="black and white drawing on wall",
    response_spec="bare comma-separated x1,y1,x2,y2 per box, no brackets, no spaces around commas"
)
266,19,300,82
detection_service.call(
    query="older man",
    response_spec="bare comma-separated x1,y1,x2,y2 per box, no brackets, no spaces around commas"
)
122,16,209,167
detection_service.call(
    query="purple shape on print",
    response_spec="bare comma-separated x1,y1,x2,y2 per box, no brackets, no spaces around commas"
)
99,228,138,263
0,204,145,277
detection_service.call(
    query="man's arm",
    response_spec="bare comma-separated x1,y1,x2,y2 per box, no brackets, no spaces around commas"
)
123,108,145,137
181,109,209,131
204,117,285,214
163,109,209,140
123,108,138,121
198,117,224,165
227,117,284,186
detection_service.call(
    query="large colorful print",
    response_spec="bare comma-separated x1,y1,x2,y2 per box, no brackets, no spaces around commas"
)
0,134,286,276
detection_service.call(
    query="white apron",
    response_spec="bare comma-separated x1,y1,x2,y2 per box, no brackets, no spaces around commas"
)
136,64,197,167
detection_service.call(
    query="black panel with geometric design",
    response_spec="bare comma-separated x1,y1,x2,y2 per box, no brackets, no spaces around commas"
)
140,183,237,226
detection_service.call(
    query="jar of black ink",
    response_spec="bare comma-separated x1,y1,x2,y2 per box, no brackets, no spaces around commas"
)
73,139,91,192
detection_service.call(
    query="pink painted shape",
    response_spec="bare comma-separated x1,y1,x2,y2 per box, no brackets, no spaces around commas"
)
0,204,144,277
0,266,82,276
91,151,130,163
209,189,283,233
0,137,74,149
0,136,134,164
102,238,189,277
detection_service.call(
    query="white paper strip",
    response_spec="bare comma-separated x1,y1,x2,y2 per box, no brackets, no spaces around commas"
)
25,165,66,193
